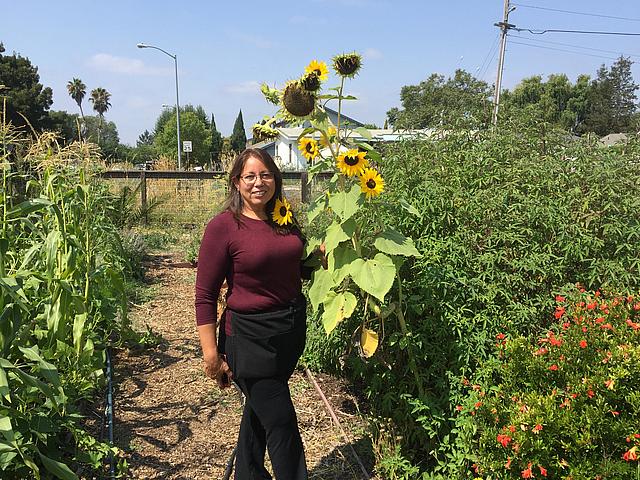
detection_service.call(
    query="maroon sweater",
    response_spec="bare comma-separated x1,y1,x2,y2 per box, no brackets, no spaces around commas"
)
195,210,306,332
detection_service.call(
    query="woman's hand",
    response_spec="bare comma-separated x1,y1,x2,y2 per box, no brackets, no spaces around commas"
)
318,242,327,270
203,353,233,389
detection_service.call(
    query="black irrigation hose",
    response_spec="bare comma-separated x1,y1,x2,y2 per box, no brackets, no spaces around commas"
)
105,347,116,480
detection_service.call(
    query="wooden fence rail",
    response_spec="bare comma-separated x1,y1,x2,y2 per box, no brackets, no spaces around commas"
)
98,170,332,222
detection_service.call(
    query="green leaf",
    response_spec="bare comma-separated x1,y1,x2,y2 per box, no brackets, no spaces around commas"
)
307,194,327,224
324,218,356,253
38,452,78,480
0,367,9,400
328,184,364,223
349,253,396,302
308,268,335,312
399,199,421,217
329,245,358,284
73,313,87,354
6,198,51,220
354,127,373,140
322,291,357,334
374,229,422,257
0,415,14,442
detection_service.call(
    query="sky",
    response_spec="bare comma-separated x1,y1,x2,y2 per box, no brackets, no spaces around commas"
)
3,1,640,145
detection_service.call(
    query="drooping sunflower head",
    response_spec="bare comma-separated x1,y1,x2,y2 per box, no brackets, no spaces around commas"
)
332,53,362,78
252,122,280,143
298,137,320,162
359,168,384,199
272,197,293,226
282,81,316,118
304,60,329,82
336,149,368,177
300,71,321,92
260,83,281,105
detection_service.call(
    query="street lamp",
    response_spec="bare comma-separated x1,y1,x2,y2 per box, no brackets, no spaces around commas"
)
137,42,182,170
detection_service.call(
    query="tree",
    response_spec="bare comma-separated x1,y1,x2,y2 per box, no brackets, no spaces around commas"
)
89,87,111,144
66,78,86,124
83,115,120,159
48,110,82,144
137,129,154,146
210,113,223,166
154,111,211,168
154,104,210,136
229,109,247,152
387,69,492,129
0,43,53,131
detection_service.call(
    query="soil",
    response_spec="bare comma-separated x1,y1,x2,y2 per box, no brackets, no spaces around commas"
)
112,252,375,479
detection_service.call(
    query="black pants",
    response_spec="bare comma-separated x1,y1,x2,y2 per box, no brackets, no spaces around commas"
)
224,297,308,480
234,377,307,480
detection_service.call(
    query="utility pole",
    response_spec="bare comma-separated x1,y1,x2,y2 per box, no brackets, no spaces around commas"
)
492,0,515,125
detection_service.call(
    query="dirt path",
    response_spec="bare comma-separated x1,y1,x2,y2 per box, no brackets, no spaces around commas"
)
113,252,373,479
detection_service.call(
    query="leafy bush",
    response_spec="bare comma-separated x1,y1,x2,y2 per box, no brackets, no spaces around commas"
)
459,289,640,479
325,121,640,476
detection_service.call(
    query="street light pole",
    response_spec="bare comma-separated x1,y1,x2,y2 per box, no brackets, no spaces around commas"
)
137,43,182,170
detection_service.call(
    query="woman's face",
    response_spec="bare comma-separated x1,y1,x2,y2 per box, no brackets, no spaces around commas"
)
234,155,276,215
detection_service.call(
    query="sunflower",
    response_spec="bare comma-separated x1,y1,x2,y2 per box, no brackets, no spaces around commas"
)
252,122,279,143
304,60,329,82
282,81,316,118
359,168,384,199
272,197,293,226
332,53,362,78
300,71,321,92
336,149,368,177
298,137,320,161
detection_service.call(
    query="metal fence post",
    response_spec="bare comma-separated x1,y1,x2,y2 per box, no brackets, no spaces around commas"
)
140,170,147,224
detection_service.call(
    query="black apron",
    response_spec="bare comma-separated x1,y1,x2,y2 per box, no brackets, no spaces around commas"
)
225,295,306,380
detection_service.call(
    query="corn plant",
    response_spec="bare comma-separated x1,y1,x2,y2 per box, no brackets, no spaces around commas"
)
1,116,130,478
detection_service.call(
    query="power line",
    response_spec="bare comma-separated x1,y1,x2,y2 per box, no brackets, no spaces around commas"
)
508,40,620,61
508,33,640,59
476,33,501,81
511,3,640,23
513,27,640,36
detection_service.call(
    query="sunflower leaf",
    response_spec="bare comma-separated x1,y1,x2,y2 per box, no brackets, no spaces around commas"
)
360,328,379,358
307,194,327,224
329,244,358,284
308,268,336,312
327,184,363,223
355,127,373,140
374,229,422,257
322,291,357,334
349,253,396,302
324,218,356,253
38,452,78,480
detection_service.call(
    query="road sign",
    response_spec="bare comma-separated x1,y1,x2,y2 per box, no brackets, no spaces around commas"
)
183,141,192,153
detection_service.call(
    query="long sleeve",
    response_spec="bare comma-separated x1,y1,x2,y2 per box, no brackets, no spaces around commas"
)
195,215,231,326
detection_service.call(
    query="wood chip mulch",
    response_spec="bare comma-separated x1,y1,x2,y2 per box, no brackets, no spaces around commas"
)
112,252,375,479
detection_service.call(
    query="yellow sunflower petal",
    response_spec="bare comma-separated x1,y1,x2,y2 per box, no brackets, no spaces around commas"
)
305,60,329,82
298,138,319,161
336,149,368,177
359,168,384,199
272,197,293,225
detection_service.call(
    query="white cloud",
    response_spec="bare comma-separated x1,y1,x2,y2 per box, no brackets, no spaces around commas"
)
87,53,172,76
224,81,261,94
364,48,383,60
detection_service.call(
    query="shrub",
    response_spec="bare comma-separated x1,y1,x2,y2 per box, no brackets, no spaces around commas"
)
459,289,640,479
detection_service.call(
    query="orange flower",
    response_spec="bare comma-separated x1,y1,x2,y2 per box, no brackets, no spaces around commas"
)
549,364,559,371
532,424,543,434
505,457,512,469
622,446,638,461
497,433,512,447
554,306,566,319
579,340,588,348
604,379,615,390
626,318,640,330
539,465,548,476
555,295,566,302
521,462,534,478
587,389,595,398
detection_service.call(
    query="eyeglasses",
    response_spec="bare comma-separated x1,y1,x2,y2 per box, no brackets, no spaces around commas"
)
239,172,274,184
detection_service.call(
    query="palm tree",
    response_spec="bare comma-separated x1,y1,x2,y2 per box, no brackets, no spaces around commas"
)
89,87,111,144
67,78,86,140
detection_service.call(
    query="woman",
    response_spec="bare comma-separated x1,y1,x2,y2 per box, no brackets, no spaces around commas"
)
195,148,309,480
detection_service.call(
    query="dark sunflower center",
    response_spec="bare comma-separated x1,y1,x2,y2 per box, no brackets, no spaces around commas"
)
366,179,376,189
345,155,359,166
279,206,288,216
306,143,313,153
313,69,322,76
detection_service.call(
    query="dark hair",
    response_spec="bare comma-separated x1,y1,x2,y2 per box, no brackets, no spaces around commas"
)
222,148,296,233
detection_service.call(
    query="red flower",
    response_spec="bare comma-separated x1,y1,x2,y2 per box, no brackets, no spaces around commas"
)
539,465,548,477
604,379,615,389
497,433,512,447
600,323,613,331
474,401,483,409
455,405,463,411
587,389,595,398
505,457,512,469
622,446,638,461
579,340,588,348
626,318,640,330
509,425,516,433
549,364,559,371
555,295,566,302
587,301,597,310
521,462,534,478
534,347,548,356
611,410,620,417
532,424,543,434
554,306,566,319
496,332,506,340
